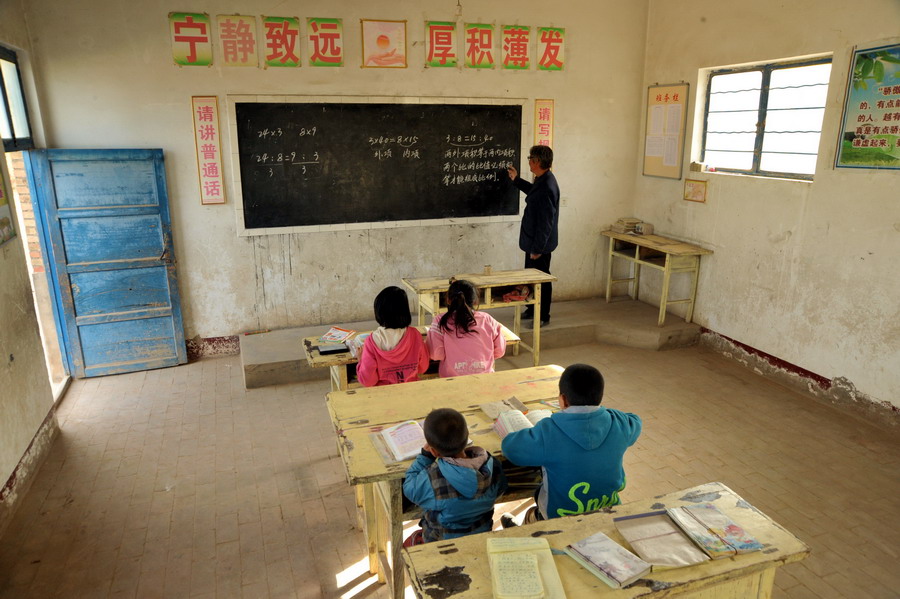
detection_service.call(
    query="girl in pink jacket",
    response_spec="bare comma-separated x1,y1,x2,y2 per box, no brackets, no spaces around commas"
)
426,279,507,378
357,286,429,387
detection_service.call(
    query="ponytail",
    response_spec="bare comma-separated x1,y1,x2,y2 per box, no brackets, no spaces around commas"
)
439,279,478,335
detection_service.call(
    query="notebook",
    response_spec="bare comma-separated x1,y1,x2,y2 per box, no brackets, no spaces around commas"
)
563,530,651,589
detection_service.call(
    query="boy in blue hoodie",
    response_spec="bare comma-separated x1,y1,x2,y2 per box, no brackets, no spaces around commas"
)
501,363,641,522
402,408,508,546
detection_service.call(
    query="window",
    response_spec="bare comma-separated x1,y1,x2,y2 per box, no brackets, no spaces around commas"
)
702,58,831,179
0,46,33,152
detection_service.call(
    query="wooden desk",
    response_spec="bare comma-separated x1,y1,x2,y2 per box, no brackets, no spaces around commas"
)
303,325,520,391
403,481,809,598
402,269,557,367
602,231,712,326
327,365,564,598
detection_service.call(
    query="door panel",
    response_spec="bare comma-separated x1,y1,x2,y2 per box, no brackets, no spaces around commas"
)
25,148,186,378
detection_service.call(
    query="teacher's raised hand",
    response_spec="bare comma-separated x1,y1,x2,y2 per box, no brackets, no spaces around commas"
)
507,164,518,180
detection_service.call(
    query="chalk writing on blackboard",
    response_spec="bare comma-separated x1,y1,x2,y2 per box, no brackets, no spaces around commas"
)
235,102,522,229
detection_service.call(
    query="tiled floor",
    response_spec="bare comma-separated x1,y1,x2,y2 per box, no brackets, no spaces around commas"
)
1,343,898,598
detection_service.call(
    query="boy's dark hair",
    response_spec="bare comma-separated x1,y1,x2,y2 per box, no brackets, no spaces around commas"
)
559,363,604,406
529,144,553,170
439,278,478,335
374,286,412,328
424,408,468,457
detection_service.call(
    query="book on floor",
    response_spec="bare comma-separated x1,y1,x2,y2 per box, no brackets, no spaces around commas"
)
487,537,567,599
493,409,552,439
665,503,764,559
562,530,651,589
614,510,710,569
380,420,426,462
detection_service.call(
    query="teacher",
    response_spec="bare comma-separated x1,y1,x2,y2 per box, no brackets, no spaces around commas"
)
508,145,560,327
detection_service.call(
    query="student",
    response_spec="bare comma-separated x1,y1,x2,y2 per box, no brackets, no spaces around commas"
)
402,408,508,546
501,363,641,524
356,286,429,386
426,279,506,378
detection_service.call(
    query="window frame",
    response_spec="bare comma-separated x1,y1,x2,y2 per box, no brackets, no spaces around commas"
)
0,45,34,152
701,56,832,181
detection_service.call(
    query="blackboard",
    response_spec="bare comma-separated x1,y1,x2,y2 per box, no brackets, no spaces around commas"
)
235,102,522,229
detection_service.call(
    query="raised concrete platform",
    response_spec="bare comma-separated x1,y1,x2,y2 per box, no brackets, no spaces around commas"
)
240,297,701,388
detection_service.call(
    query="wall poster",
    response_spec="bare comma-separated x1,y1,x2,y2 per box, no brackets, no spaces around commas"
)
835,40,900,170
642,82,689,179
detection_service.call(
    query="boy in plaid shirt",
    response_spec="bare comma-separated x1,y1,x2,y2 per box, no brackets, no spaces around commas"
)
402,408,507,545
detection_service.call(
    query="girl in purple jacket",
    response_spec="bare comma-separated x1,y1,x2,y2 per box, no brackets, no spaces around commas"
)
426,279,506,378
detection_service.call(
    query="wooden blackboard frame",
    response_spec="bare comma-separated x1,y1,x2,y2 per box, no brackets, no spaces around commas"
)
226,95,527,236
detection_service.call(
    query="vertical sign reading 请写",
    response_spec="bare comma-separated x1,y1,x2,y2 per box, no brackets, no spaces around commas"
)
263,17,301,67
534,99,554,148
192,97,226,205
308,18,343,67
170,12,212,66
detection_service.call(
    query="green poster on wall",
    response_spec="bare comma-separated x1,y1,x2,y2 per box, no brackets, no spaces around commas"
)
835,40,900,169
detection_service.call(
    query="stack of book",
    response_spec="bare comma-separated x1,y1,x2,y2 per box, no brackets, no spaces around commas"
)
608,217,643,234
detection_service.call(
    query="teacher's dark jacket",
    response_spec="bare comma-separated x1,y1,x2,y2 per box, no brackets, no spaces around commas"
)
514,170,560,255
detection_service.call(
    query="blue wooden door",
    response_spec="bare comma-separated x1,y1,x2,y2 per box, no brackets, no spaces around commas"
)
25,149,187,377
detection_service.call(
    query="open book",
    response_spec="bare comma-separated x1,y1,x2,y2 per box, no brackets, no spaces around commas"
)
493,409,552,439
346,333,370,358
563,530,651,589
379,420,425,462
614,510,710,569
320,326,355,343
487,537,566,599
665,503,763,559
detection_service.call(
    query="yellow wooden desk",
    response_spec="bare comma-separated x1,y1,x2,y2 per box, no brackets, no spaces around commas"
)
602,231,712,326
402,268,557,367
327,365,564,598
303,325,520,391
403,481,809,598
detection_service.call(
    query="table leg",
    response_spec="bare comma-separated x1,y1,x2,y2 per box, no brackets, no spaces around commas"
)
686,257,700,323
532,284,541,366
361,483,379,575
388,479,405,598
605,243,614,302
330,365,348,392
633,262,642,301
658,255,672,326
512,306,521,356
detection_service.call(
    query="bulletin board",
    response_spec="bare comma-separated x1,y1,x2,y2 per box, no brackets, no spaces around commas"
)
642,83,689,179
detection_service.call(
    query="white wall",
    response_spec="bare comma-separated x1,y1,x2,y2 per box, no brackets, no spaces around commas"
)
636,0,900,408
21,0,649,337
0,1,55,517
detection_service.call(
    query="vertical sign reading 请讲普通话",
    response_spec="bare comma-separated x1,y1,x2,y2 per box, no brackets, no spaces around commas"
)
170,13,213,66
534,99,554,148
192,97,226,205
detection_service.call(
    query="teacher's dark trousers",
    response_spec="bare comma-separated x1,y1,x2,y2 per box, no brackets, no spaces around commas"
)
524,252,552,321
